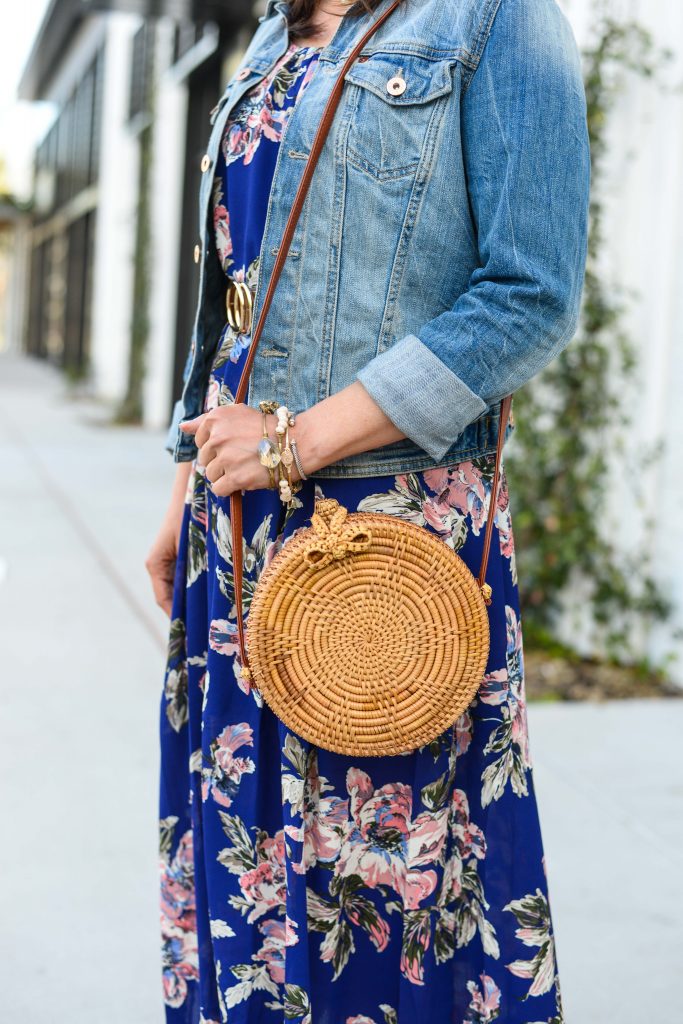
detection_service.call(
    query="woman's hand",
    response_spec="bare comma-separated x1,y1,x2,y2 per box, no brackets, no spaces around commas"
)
145,461,192,616
180,405,290,498
180,382,408,495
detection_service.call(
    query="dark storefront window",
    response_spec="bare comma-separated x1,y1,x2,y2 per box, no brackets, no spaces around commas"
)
26,49,104,373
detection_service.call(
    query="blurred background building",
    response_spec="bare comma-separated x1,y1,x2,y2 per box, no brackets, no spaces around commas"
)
11,0,257,426
2,0,683,681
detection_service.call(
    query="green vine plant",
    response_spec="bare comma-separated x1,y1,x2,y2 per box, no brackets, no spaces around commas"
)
506,12,675,666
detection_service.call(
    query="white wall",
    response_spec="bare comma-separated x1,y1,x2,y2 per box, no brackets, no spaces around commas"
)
89,15,142,406
143,22,189,431
559,0,683,679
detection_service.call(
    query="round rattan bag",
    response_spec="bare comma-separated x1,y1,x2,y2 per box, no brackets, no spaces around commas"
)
245,498,491,757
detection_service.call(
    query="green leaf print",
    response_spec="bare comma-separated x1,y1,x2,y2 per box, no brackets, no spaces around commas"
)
481,742,529,807
225,962,279,1008
216,811,256,874
380,1006,398,1024
400,908,431,984
164,663,188,732
159,815,179,857
283,983,312,1022
421,767,454,812
187,519,207,585
434,908,457,964
321,918,355,980
306,889,339,933
167,617,186,662
504,889,558,999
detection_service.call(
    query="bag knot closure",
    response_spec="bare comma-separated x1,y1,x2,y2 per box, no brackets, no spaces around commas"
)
303,498,372,568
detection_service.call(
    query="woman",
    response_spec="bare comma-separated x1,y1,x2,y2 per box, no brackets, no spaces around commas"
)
148,0,589,1021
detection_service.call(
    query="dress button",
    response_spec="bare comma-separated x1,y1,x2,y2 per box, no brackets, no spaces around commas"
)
386,74,407,97
200,153,211,172
236,67,252,80
193,244,201,264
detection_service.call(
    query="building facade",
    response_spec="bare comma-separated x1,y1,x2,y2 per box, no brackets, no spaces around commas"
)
18,0,258,419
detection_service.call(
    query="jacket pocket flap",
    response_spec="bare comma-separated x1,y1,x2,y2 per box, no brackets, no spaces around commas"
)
344,53,455,105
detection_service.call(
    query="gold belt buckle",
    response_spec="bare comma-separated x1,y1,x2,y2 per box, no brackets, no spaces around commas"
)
226,281,254,335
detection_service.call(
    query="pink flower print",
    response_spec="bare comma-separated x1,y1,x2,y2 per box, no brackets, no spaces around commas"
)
347,1017,377,1024
393,471,463,540
212,189,232,273
204,377,221,412
209,619,239,657
337,772,412,891
406,808,449,868
223,93,288,166
479,668,509,706
505,605,530,765
287,752,349,874
465,973,502,1023
403,869,438,910
254,916,299,985
495,471,515,560
239,831,287,923
160,830,199,1008
160,830,196,929
337,770,448,907
450,790,487,861
422,466,451,496
446,462,489,534
201,722,255,808
454,709,473,756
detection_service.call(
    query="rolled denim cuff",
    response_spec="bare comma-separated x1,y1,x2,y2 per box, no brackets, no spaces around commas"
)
356,333,488,463
165,398,185,455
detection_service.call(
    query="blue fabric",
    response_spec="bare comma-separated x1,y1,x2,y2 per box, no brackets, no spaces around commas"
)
167,0,589,477
159,43,564,1024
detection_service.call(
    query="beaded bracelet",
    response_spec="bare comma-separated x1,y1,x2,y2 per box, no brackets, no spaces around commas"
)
274,405,302,508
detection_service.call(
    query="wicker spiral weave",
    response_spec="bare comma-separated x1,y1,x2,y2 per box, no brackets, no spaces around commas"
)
246,498,491,757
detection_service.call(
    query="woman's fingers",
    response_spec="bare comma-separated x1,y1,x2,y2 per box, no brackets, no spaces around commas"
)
145,551,176,617
210,470,233,498
205,457,224,484
197,442,217,468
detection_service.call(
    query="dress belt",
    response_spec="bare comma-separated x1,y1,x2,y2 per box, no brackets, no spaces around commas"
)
226,281,254,335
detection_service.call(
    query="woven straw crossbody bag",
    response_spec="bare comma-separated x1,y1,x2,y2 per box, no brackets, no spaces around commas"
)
228,0,513,757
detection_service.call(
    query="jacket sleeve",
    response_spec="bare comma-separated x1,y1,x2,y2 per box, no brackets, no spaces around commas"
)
355,0,591,462
163,341,194,456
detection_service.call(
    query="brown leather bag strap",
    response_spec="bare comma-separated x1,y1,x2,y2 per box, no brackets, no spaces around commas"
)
231,0,404,677
477,393,513,600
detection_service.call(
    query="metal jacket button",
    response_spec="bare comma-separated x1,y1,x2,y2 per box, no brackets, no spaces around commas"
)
386,74,406,96
200,153,211,172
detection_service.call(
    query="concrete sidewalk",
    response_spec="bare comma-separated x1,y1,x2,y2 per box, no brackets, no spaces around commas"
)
1,352,681,1023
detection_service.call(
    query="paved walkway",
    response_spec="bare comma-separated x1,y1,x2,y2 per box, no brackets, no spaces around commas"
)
0,352,680,1023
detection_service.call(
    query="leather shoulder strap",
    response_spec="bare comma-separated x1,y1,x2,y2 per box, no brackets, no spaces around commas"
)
477,394,513,598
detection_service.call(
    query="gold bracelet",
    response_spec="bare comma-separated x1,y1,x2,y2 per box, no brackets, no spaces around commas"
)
257,400,280,489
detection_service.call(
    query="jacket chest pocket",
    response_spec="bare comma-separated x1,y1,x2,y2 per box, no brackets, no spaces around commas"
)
343,53,456,182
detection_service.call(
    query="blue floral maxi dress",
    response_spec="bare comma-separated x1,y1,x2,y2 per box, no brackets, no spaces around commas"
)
159,43,564,1024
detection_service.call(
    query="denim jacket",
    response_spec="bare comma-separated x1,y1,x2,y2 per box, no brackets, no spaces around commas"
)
166,0,590,478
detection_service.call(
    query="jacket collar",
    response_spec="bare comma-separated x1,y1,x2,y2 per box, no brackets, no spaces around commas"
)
262,0,289,19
